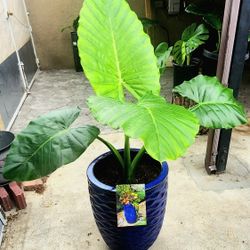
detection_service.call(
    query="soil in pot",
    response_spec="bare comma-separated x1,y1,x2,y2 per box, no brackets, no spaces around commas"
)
93,151,161,186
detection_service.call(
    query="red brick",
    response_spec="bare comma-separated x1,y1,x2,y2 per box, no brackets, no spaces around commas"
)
8,182,27,210
22,179,44,192
0,187,13,211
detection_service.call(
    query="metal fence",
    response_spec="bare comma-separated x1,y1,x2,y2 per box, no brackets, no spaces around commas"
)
0,0,39,130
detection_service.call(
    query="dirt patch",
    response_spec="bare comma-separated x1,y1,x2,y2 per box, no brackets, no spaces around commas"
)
6,212,19,222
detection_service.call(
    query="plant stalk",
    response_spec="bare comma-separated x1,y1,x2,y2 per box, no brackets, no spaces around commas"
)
124,135,131,182
186,54,191,66
97,136,124,169
216,30,221,52
128,146,146,183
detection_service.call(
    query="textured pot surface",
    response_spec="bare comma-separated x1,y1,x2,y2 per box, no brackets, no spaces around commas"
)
173,59,200,87
202,48,249,76
87,150,168,250
0,131,15,185
0,131,15,153
202,49,218,76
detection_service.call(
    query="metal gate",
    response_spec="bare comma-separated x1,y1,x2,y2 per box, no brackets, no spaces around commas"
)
0,0,39,130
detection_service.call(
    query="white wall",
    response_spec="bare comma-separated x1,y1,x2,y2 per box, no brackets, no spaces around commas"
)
0,0,30,64
25,0,146,69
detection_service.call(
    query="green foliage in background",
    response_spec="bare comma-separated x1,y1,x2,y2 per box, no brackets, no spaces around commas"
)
155,42,173,74
172,23,209,65
185,3,222,52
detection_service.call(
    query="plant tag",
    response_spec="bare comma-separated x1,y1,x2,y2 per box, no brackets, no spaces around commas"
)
116,184,147,227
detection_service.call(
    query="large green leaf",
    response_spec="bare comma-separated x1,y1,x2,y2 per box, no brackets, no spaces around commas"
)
87,94,199,161
173,23,208,65
185,3,208,16
185,4,222,31
77,0,160,101
203,15,222,31
155,42,173,74
172,40,186,65
3,107,100,181
182,23,209,54
173,75,247,129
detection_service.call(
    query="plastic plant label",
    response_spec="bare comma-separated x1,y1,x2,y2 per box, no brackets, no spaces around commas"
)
116,184,147,227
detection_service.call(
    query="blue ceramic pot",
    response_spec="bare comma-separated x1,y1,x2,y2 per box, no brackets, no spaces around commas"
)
87,149,169,250
123,204,137,224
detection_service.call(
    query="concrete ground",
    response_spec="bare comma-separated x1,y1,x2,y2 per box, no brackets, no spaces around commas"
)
2,69,250,250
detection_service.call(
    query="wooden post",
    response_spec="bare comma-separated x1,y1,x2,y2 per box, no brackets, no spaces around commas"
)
144,0,155,43
144,0,152,18
205,0,243,174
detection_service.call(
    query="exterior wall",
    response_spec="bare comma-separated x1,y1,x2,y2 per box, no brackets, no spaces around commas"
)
0,0,30,64
25,0,83,70
25,0,145,70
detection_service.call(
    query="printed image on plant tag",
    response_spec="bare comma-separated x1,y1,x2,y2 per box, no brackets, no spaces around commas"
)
116,184,147,227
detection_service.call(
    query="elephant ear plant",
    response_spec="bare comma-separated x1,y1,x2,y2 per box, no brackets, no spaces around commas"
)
3,0,247,185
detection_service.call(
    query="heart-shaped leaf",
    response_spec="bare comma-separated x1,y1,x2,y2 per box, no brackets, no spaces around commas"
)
185,3,222,31
172,23,208,65
88,94,199,161
182,23,209,54
173,75,247,129
3,107,100,181
172,40,186,65
155,42,173,74
185,3,208,16
203,14,222,31
78,0,160,101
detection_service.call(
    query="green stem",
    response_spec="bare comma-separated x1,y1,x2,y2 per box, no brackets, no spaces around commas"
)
124,135,131,182
97,136,124,169
189,104,198,112
128,146,146,183
186,54,191,66
217,30,221,52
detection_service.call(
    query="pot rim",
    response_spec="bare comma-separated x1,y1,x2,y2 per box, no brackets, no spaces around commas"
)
0,131,15,152
203,48,218,60
172,58,200,68
87,148,168,192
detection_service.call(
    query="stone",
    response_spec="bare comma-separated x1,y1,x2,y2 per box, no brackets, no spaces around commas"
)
22,179,44,192
8,182,27,210
0,187,12,211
